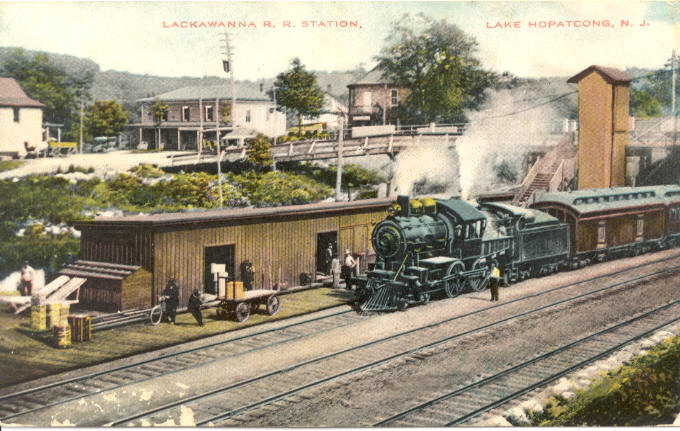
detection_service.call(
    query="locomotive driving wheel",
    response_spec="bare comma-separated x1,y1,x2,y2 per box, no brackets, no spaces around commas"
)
443,263,464,298
466,259,489,292
235,302,251,322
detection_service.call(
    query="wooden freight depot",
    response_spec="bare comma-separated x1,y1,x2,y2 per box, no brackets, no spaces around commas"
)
75,198,391,311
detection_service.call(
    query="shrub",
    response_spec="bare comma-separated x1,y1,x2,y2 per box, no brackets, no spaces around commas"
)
0,230,80,279
128,163,165,178
532,334,680,426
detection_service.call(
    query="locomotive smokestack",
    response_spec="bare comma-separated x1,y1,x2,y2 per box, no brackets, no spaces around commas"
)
397,195,410,217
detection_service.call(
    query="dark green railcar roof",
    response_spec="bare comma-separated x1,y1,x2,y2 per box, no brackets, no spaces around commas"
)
437,198,486,222
532,185,680,214
480,202,559,226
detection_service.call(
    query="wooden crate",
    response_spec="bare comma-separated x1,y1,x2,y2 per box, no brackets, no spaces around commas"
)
68,315,92,342
226,281,245,299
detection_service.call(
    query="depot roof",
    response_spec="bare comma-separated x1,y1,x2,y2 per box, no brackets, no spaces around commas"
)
75,198,393,229
0,77,45,108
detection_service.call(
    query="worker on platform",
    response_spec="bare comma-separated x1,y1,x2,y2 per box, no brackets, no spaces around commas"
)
324,243,334,275
188,289,204,326
342,249,357,290
19,261,35,296
489,267,501,302
161,278,180,324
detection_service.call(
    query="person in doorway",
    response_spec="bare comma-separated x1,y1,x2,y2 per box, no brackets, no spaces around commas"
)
342,249,357,290
19,262,35,296
324,243,334,275
489,267,501,302
160,278,180,324
188,289,204,326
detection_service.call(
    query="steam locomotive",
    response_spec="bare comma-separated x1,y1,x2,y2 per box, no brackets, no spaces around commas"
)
354,185,680,312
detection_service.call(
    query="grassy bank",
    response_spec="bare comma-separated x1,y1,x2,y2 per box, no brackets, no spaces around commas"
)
0,288,352,387
531,332,680,426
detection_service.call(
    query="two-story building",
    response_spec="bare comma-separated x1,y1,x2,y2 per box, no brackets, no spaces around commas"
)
0,77,45,157
347,67,408,127
131,83,286,150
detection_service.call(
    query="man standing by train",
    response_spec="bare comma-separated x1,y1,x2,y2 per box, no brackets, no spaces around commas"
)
489,266,501,302
342,249,357,290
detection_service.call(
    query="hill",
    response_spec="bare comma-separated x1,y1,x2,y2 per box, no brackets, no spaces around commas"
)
0,46,363,118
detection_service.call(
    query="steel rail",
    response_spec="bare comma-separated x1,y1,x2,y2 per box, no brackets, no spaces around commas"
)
374,300,680,427
0,307,355,420
4,253,680,424
112,262,680,427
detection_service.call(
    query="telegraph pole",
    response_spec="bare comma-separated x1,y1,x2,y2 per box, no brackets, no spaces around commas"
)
79,93,84,154
335,117,345,201
672,50,678,147
220,31,237,127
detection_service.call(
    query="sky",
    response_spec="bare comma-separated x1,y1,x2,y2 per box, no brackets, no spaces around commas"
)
0,1,679,80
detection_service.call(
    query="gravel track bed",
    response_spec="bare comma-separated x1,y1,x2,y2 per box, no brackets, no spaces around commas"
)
218,266,680,427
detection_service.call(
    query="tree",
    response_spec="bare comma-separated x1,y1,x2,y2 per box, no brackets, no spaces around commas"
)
152,99,169,149
631,88,662,118
273,58,324,133
84,100,129,137
375,14,497,123
246,133,274,170
1,48,93,125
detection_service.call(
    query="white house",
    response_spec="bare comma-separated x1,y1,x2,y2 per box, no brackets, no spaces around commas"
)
131,83,286,150
301,93,348,130
0,77,45,157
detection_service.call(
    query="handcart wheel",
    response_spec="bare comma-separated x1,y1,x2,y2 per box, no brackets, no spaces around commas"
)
149,305,163,326
235,302,250,323
266,295,281,316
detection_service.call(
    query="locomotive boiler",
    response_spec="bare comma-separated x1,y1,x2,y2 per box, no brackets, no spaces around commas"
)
354,195,570,312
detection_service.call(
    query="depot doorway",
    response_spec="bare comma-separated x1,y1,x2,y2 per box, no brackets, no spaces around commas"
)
316,231,338,276
204,244,235,294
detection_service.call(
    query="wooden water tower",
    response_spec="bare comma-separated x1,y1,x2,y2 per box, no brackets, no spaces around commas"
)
567,65,632,189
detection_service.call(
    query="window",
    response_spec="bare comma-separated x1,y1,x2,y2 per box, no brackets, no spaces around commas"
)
391,89,398,106
13,107,19,122
205,106,214,122
362,91,372,107
245,110,251,123
182,106,190,121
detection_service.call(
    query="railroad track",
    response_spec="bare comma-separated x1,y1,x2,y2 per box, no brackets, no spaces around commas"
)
0,307,362,421
108,262,680,427
375,300,680,427
3,254,679,425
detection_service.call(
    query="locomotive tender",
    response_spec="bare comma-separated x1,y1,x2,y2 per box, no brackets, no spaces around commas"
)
354,185,680,312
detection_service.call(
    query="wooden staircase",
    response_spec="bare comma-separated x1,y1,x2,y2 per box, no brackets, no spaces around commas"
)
515,173,551,205
513,133,577,206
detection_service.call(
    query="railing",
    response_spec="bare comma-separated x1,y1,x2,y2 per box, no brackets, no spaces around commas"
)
512,157,541,205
